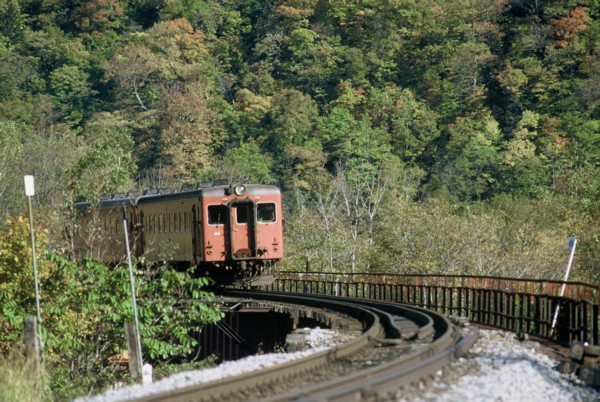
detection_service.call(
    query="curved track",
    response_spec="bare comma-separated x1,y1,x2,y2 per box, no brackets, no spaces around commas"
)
130,291,478,402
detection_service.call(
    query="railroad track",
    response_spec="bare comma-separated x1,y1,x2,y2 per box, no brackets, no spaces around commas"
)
130,291,479,402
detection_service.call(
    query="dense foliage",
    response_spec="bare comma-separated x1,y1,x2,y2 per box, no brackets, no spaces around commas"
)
0,217,222,399
1,0,598,266
1,0,600,395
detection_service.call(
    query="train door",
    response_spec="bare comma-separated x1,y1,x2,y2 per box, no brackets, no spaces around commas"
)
205,204,228,261
192,205,203,264
135,209,144,257
230,201,256,259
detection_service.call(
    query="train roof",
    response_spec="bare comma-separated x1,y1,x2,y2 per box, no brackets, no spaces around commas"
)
74,182,280,210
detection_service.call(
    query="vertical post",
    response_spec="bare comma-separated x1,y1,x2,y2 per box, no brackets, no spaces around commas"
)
124,323,142,382
592,285,600,345
24,317,40,376
551,237,577,335
122,207,143,381
292,307,299,330
142,363,153,384
24,176,42,347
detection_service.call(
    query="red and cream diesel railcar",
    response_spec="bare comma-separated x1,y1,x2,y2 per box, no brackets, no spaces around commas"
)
74,181,284,285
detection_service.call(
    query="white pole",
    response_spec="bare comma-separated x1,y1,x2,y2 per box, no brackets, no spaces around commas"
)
24,175,42,347
551,237,577,334
122,206,143,378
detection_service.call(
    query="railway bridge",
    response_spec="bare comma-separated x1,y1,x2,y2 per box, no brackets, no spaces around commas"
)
268,271,600,346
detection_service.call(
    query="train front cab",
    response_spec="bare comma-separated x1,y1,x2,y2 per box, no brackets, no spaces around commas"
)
198,185,284,282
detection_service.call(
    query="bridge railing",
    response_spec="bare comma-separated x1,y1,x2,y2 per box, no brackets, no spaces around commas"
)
270,272,600,346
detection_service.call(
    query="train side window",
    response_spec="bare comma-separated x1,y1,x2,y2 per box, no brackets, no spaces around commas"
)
169,213,173,233
257,203,276,223
184,212,189,231
208,205,228,225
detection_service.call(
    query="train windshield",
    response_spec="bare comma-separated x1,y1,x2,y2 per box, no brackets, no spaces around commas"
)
257,203,276,223
208,205,228,225
236,204,250,223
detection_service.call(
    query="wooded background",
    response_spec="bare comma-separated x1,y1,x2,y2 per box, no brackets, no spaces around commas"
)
1,1,600,398
1,0,599,279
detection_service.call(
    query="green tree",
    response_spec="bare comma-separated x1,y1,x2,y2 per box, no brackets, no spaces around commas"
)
337,117,392,182
0,118,79,218
24,26,91,75
265,89,319,153
318,106,353,158
159,82,220,183
282,139,329,191
69,112,135,200
72,0,125,33
499,110,552,196
263,89,320,186
212,141,276,184
0,215,222,399
0,51,40,104
434,111,502,201
556,115,600,216
104,18,222,182
0,120,26,219
0,216,53,338
0,0,25,43
364,86,441,166
50,64,97,125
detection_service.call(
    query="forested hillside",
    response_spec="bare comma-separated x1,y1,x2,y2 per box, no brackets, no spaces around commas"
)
1,0,600,281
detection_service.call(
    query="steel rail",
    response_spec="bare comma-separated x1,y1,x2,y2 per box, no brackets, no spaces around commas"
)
265,328,479,402
127,291,476,402
301,293,436,340
240,292,479,402
130,292,385,402
260,296,479,401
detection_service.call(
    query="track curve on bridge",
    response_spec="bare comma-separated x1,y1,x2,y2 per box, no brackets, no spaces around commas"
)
129,291,478,402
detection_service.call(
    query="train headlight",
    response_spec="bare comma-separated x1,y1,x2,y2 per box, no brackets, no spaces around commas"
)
234,184,247,196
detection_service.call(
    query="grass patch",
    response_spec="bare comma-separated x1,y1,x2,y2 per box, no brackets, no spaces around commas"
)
0,352,48,402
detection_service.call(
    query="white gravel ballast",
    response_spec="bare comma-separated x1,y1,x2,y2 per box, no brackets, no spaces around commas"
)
74,328,348,402
75,328,600,402
397,329,600,402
